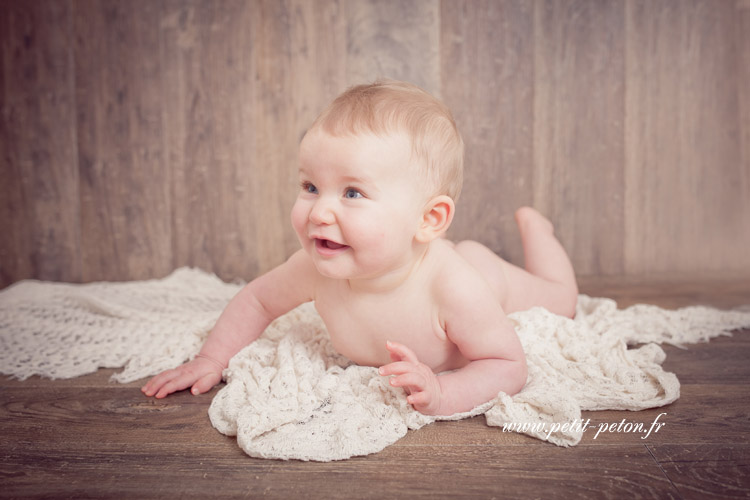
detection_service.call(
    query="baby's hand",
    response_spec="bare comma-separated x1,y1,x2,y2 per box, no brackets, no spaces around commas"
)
141,355,224,399
378,341,443,415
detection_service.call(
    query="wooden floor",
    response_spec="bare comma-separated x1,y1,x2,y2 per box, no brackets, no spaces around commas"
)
2,281,749,499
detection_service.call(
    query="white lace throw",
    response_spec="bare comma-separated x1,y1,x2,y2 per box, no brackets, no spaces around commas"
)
1,268,749,461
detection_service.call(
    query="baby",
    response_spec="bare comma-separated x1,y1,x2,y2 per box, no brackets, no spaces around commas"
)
142,80,578,416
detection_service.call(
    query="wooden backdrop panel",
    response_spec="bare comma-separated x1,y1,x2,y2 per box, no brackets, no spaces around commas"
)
162,0,262,281
533,0,626,276
441,0,534,266
738,0,750,265
624,0,748,276
0,0,80,285
74,0,172,282
1,0,749,287
344,0,440,96
250,0,300,273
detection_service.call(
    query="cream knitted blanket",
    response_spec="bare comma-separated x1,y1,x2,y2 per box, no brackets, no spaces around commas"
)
1,268,749,461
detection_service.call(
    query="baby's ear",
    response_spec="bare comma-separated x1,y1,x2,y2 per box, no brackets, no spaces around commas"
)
416,195,455,243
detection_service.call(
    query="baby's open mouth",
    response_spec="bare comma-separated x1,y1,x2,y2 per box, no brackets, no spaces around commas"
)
315,238,349,251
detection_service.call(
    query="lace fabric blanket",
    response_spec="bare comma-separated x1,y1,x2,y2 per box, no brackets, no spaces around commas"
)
2,268,749,461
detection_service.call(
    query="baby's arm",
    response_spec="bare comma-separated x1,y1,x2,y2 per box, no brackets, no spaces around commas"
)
142,250,317,398
380,269,527,416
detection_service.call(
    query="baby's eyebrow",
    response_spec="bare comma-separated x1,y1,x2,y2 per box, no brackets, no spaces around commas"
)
297,167,373,186
340,174,373,185
297,168,316,182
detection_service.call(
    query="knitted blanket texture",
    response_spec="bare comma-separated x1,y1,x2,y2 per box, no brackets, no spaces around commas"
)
1,268,749,461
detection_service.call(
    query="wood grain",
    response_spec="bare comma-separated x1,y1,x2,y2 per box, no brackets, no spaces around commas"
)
1,0,749,287
160,0,262,282
0,386,224,445
661,337,750,385
1,283,749,498
624,0,749,276
289,0,347,130
0,0,80,285
739,1,750,239
249,0,300,274
344,0,440,95
577,384,750,446
533,0,626,276
579,277,750,310
0,441,681,499
441,0,535,265
74,0,172,282
648,445,750,499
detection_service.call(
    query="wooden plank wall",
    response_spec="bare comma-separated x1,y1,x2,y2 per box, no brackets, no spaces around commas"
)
1,0,748,288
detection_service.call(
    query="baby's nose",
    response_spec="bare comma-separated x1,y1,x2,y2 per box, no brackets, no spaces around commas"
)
309,198,336,225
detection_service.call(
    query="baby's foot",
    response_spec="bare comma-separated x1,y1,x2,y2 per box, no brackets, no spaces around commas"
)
515,206,554,236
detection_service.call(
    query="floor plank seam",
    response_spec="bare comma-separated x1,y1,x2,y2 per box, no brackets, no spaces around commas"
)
645,444,683,499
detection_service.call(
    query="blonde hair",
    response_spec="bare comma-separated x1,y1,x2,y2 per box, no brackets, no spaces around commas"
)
309,80,464,201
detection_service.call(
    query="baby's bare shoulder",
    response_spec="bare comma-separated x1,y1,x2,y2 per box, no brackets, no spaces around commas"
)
429,242,516,350
265,249,321,298
430,241,495,304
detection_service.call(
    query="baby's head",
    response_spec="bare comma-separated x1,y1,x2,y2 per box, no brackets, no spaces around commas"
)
293,81,464,280
307,80,464,201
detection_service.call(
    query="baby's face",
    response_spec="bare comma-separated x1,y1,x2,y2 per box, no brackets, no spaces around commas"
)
292,129,429,281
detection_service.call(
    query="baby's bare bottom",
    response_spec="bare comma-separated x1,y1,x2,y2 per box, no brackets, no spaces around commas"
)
454,207,578,318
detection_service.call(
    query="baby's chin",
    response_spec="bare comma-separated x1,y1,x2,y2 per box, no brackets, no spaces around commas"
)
309,255,380,282
307,252,354,279
314,267,358,282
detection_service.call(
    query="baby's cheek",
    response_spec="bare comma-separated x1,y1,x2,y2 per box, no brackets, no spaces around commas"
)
290,201,307,236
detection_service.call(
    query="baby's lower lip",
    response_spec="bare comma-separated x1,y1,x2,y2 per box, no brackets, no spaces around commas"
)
314,238,350,256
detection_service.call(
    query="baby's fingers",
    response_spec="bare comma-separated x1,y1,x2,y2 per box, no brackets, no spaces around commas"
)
153,374,194,399
385,340,419,364
190,372,222,396
388,372,426,393
141,370,177,397
143,369,194,399
378,361,414,377
405,390,432,408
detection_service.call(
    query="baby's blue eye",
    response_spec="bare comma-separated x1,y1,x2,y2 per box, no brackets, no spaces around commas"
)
301,182,318,194
344,188,363,199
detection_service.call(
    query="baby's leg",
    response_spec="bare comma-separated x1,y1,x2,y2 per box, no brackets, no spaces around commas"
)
455,207,578,318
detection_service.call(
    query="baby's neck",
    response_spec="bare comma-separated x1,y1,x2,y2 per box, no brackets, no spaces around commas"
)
345,243,432,295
